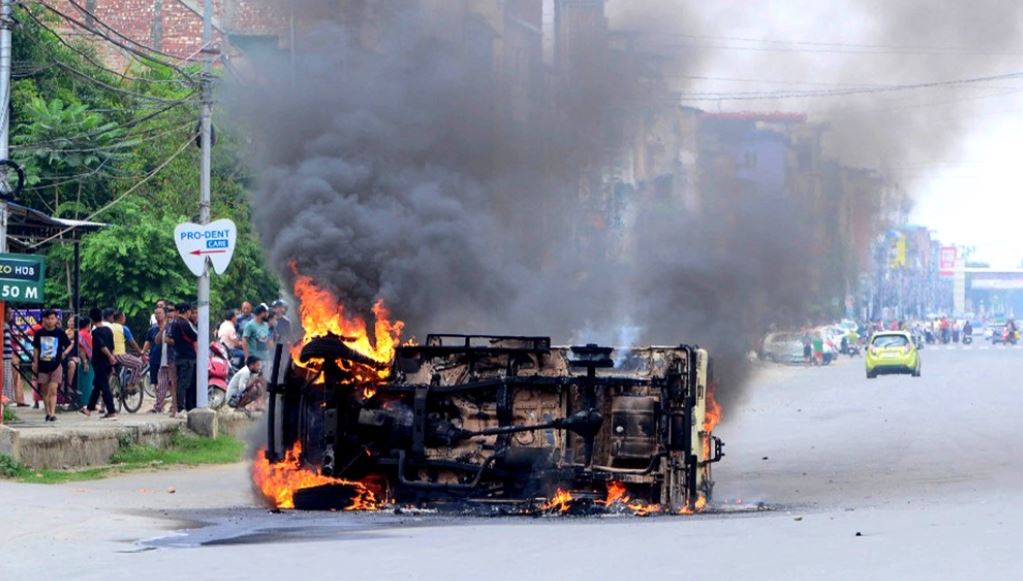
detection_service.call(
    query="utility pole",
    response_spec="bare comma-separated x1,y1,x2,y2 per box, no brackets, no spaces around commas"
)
0,0,12,255
196,0,213,408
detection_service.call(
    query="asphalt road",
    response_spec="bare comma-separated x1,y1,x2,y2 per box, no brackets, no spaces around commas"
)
3,345,1021,580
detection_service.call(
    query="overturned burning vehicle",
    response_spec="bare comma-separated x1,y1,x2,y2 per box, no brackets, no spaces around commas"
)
258,329,725,515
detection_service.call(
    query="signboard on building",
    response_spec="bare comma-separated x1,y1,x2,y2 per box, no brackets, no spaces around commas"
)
0,253,45,303
939,246,957,277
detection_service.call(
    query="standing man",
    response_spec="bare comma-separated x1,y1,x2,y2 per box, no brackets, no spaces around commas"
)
242,304,271,364
83,308,117,419
142,307,165,413
158,304,179,416
32,310,72,422
236,301,253,336
171,303,199,412
271,299,292,382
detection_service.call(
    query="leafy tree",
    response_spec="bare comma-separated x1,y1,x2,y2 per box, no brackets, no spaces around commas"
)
6,5,280,329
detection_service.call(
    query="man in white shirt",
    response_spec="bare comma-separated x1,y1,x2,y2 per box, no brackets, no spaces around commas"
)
218,309,243,366
227,356,266,413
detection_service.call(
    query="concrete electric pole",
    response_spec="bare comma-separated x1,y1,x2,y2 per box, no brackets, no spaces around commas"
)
0,0,12,254
195,0,213,408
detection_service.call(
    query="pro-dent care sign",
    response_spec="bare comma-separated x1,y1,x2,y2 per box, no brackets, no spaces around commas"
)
174,219,237,277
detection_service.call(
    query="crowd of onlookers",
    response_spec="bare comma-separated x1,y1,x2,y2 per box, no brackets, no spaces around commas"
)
0,298,293,422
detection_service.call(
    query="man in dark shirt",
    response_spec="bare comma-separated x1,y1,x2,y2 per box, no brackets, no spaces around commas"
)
84,307,117,419
32,309,71,422
170,302,198,412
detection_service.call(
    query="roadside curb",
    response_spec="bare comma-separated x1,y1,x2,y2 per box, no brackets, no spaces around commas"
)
1,410,259,470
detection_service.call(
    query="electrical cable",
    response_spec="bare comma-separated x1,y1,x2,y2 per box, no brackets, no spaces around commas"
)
27,134,196,248
677,70,1023,101
33,1,194,78
20,6,196,87
11,98,194,149
62,0,189,62
52,60,199,103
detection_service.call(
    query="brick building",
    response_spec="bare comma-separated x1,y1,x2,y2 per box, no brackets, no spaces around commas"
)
50,0,291,65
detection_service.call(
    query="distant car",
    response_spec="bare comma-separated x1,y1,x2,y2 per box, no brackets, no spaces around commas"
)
763,332,805,364
866,331,920,379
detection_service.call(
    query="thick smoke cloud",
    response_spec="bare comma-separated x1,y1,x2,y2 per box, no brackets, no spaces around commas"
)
236,0,1021,412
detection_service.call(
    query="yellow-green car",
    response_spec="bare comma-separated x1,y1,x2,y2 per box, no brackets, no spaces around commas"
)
866,331,920,379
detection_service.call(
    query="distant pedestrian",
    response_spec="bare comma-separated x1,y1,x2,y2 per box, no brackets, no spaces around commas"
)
142,307,166,413
159,303,180,416
32,310,72,422
170,303,198,412
82,308,117,419
76,316,94,408
3,308,26,407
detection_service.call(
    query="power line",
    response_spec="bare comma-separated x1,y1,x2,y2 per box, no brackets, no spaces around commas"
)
15,119,194,155
28,134,196,248
52,60,198,103
11,98,193,149
677,70,1023,102
33,1,194,78
636,31,1023,57
61,0,189,62
20,5,195,87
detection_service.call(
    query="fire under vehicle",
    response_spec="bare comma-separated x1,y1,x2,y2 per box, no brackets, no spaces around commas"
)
263,334,724,513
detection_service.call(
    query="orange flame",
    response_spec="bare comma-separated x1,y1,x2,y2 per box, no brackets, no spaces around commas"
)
542,489,574,513
251,442,382,511
599,481,630,506
680,495,708,515
703,384,722,459
290,271,404,383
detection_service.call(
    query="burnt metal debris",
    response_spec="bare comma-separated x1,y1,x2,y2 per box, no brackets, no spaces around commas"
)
266,334,724,512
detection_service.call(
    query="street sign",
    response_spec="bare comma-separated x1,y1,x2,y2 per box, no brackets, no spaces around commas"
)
174,219,237,277
0,253,45,303
939,246,957,277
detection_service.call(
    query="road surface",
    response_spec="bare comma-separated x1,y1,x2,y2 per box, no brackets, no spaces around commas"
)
2,345,1020,580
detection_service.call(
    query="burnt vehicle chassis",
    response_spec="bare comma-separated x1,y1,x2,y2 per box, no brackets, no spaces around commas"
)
265,334,724,512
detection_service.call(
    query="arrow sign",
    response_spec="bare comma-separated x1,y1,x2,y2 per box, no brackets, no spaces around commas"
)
174,219,237,277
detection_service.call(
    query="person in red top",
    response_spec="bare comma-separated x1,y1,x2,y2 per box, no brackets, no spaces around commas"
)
25,320,43,408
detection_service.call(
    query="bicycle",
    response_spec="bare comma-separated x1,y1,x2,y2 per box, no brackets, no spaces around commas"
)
109,364,144,413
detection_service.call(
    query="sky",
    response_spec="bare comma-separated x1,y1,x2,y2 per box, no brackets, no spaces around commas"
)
607,0,1023,268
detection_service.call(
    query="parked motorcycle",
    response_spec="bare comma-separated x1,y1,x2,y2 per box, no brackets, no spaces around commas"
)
207,342,232,409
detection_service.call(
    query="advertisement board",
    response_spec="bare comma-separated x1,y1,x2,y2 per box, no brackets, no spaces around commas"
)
939,246,957,277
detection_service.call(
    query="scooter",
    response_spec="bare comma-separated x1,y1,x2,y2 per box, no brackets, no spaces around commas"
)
207,342,232,409
963,330,973,345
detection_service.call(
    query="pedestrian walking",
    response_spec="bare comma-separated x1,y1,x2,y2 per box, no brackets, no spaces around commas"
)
32,310,72,422
82,308,117,419
170,303,198,412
